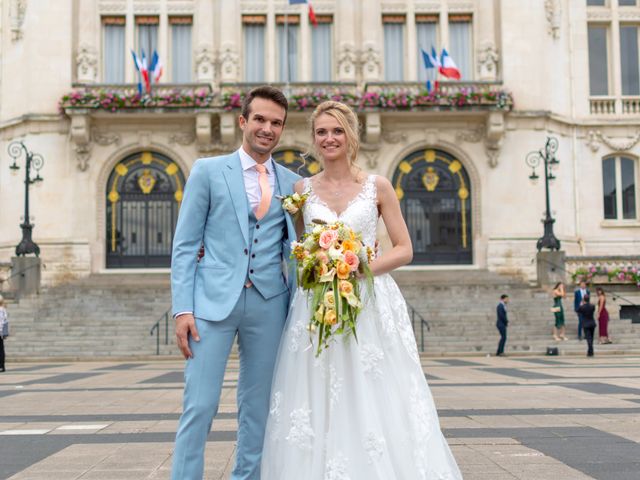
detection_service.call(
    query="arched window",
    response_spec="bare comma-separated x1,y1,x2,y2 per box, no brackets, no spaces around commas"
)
273,149,320,178
602,155,637,220
392,149,472,265
106,151,185,268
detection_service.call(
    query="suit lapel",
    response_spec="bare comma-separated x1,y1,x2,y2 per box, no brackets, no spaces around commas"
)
274,164,297,246
222,153,249,245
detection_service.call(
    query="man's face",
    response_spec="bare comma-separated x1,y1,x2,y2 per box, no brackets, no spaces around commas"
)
503,297,510,304
580,282,586,290
239,98,286,160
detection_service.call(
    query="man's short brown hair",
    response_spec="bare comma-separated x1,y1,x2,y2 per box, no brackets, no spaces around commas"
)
241,86,289,122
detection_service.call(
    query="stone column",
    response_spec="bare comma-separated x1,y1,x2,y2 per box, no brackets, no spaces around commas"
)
218,0,240,83
476,0,499,81
195,0,215,85
406,1,418,81
360,0,382,82
336,0,357,82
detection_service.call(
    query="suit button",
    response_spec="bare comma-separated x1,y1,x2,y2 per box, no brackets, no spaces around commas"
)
256,224,260,229
254,239,258,243
251,253,256,258
250,269,254,274
244,248,248,255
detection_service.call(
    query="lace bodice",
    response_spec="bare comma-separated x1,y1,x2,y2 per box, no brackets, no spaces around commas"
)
302,175,378,247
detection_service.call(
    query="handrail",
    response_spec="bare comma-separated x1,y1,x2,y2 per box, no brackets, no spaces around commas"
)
407,301,430,352
150,308,171,356
535,256,639,307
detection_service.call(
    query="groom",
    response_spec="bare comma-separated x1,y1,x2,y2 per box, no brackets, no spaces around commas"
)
170,86,300,480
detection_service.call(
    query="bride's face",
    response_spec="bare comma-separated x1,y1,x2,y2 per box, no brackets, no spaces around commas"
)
313,113,348,164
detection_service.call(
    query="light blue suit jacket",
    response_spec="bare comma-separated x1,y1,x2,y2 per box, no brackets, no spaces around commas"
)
171,152,300,321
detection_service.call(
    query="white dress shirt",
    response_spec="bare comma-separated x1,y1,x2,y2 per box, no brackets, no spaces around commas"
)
238,147,276,212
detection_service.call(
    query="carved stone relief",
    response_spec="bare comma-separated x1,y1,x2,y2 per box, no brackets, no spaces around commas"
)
169,132,196,146
477,43,499,81
485,112,505,168
10,0,27,41
544,0,561,39
360,43,382,81
586,130,640,153
337,43,357,82
195,45,215,84
76,45,98,83
219,43,240,83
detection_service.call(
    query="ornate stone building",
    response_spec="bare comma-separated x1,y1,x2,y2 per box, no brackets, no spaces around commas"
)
1,0,639,287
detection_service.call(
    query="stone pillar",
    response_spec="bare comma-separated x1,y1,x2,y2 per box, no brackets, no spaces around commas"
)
11,257,41,300
336,0,357,82
536,250,566,288
360,0,382,82
196,0,216,85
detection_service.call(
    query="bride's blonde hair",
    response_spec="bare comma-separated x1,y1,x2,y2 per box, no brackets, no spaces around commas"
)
309,101,360,168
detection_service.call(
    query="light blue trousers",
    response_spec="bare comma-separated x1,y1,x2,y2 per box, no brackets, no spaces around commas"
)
171,286,289,480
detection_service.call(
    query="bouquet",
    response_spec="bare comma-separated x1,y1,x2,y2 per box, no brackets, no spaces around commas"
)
291,220,374,355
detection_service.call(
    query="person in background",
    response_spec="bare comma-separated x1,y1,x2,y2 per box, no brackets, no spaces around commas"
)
0,294,8,372
577,295,596,357
574,281,590,340
551,282,567,341
596,287,612,344
496,294,509,357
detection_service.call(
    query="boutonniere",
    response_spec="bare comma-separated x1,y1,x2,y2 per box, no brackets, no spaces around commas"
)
277,192,309,219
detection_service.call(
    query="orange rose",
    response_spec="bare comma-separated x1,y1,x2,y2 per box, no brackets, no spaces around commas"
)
336,261,351,280
338,280,354,296
341,239,358,253
324,309,337,325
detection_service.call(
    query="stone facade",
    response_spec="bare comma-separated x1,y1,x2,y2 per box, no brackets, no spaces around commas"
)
0,0,639,286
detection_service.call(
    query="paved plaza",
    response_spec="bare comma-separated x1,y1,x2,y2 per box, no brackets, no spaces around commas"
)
0,355,639,480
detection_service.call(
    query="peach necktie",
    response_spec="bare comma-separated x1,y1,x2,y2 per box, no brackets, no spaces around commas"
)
254,164,272,220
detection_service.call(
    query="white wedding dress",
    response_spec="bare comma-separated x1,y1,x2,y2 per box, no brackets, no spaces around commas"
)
261,175,463,480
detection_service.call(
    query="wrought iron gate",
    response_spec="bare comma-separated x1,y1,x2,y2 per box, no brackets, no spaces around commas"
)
392,149,472,265
106,152,185,268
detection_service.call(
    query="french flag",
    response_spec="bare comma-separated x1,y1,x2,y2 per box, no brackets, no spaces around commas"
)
439,48,461,80
131,50,144,95
139,50,151,93
150,50,164,83
289,0,318,27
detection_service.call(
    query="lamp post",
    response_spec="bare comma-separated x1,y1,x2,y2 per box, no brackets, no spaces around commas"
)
526,136,561,252
8,141,44,257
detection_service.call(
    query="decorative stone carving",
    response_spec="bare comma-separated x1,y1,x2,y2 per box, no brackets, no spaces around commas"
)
167,1,195,14
586,130,640,153
544,0,561,39
76,44,98,83
133,1,161,14
360,43,382,81
98,1,126,14
414,2,440,13
477,43,499,81
75,144,92,172
381,2,407,13
196,113,212,146
447,2,474,13
219,43,239,83
381,129,407,144
10,0,27,41
169,132,196,146
337,43,357,82
219,112,236,145
92,130,121,146
456,126,484,144
365,113,381,144
195,45,215,84
485,112,505,168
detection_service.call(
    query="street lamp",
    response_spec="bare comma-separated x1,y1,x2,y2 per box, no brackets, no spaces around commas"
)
526,136,561,252
8,141,44,257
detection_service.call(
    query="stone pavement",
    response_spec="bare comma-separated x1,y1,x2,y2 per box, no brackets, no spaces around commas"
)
0,355,639,480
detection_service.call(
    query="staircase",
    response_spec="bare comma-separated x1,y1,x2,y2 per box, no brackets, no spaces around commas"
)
393,270,640,356
6,273,174,359
4,270,640,359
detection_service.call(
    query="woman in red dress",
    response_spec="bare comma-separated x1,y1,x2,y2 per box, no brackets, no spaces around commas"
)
596,287,612,344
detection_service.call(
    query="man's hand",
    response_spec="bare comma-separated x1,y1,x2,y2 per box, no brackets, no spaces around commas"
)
175,313,200,359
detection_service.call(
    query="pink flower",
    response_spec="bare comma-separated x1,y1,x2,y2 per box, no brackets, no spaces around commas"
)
590,266,597,273
316,251,329,265
344,251,360,272
319,230,338,250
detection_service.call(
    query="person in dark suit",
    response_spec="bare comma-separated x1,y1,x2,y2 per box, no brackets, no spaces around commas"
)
496,294,509,356
577,295,597,357
574,281,590,340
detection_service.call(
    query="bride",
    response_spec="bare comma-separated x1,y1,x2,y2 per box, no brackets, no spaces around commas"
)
261,101,463,479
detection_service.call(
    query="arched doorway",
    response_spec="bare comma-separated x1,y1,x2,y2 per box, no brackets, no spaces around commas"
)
106,151,185,268
392,149,472,265
273,149,320,177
